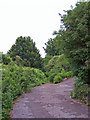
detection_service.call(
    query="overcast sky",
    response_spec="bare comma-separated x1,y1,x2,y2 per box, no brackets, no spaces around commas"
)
0,0,79,57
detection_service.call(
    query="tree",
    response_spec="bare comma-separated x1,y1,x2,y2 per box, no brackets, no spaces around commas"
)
43,35,64,56
58,1,89,84
8,36,42,69
42,55,53,72
45,54,71,73
13,55,24,66
2,54,12,65
43,54,72,82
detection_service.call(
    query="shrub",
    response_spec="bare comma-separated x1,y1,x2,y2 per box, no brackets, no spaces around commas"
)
53,71,73,84
2,62,46,119
43,54,72,83
65,71,73,78
45,54,71,73
2,54,11,65
53,74,62,83
71,78,89,105
47,73,57,83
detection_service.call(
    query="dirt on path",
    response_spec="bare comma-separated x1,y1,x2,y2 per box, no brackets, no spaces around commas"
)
11,78,89,119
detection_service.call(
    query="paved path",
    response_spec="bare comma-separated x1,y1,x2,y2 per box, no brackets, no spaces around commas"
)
11,78,88,118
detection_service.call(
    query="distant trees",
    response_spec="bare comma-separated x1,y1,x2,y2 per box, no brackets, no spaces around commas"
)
8,36,42,69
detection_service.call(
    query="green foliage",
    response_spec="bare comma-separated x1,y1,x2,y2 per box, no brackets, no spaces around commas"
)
8,36,42,69
2,62,46,119
42,55,53,72
47,72,57,83
23,58,31,67
13,55,24,66
2,2,90,120
51,1,90,104
45,54,71,73
43,38,55,56
65,71,73,78
0,52,2,60
58,1,89,84
2,54,12,65
44,54,72,83
44,35,64,56
71,78,89,105
53,74,62,84
53,71,72,84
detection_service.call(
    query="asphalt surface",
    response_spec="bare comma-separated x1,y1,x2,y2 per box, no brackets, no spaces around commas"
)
11,78,89,118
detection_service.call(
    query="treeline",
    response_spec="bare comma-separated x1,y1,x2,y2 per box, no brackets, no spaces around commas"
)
1,1,89,120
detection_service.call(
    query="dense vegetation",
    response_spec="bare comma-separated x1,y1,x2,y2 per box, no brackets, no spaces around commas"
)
43,54,72,83
43,1,89,105
59,1,89,85
8,36,42,69
2,60,46,119
43,35,64,56
1,1,89,120
60,1,89,104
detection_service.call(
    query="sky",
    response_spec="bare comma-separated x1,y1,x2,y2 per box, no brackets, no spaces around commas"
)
0,0,79,58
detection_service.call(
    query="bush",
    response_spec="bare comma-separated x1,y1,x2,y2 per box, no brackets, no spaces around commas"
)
44,54,71,73
71,78,89,105
53,74,62,83
2,54,11,65
53,71,73,84
53,70,73,84
2,62,46,119
42,55,53,72
43,54,72,83
47,73,57,83
65,71,73,78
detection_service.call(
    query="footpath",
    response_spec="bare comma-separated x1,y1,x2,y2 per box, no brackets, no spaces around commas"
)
11,78,88,118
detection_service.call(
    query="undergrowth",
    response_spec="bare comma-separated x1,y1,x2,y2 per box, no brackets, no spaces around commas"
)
2,62,46,120
71,78,89,106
